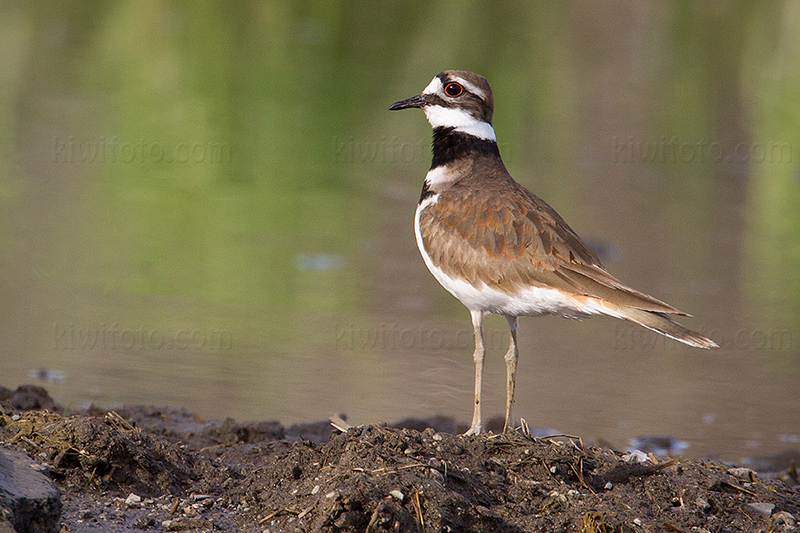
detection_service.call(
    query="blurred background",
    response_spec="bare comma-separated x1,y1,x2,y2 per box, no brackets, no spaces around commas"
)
1,1,798,463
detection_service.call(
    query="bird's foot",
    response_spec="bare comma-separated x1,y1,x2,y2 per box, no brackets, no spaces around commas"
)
463,424,483,436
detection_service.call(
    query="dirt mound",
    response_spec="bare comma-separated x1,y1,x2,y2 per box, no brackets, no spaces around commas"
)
0,388,798,531
221,424,799,532
0,410,229,498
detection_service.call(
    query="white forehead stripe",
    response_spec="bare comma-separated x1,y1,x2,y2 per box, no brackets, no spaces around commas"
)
423,106,496,141
452,76,486,100
422,76,443,95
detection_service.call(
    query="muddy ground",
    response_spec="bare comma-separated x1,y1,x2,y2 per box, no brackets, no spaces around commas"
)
0,385,798,532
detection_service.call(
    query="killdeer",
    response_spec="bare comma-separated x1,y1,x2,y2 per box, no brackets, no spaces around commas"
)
389,70,717,436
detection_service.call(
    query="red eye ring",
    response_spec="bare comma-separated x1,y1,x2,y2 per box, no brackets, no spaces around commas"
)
444,82,464,97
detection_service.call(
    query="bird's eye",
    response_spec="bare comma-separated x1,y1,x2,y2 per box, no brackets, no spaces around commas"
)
444,83,464,97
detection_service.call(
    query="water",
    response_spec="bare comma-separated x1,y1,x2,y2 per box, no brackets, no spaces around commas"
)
1,2,798,463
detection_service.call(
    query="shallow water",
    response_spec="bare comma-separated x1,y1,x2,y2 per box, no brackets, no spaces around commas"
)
1,2,798,463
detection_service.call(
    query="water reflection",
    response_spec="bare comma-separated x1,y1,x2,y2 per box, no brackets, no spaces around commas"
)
0,2,797,462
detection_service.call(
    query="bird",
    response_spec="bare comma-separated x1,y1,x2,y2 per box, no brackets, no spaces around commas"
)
389,70,717,436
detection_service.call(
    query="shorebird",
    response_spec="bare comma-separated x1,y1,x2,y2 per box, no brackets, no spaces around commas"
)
389,70,717,436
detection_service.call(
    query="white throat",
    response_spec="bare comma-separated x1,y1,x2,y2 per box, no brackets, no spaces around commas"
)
423,106,496,141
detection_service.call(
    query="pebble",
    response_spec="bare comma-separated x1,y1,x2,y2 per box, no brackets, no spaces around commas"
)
745,502,775,518
727,467,757,481
429,467,444,484
695,496,712,512
623,450,650,464
125,493,142,506
633,518,643,526
162,517,214,531
311,485,320,495
604,482,613,490
134,516,156,528
389,490,404,502
773,511,797,526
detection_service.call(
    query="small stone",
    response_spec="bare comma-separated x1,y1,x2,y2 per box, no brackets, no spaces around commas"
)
604,482,613,490
633,518,643,526
728,467,757,481
773,511,797,526
550,466,558,474
476,505,502,519
433,434,443,441
623,450,650,463
695,496,712,512
162,517,214,531
745,502,774,518
389,490,404,502
191,494,211,501
325,491,337,499
311,485,320,495
125,493,142,506
429,468,444,484
134,516,156,528
567,489,580,497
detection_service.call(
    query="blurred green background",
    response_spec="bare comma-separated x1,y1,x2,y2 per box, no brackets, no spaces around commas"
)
1,1,798,462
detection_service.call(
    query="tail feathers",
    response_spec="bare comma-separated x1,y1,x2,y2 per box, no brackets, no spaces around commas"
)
619,308,718,349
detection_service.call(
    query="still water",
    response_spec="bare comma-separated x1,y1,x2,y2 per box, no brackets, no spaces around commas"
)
1,2,798,463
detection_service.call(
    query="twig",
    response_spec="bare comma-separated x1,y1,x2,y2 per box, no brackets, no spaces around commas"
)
720,480,756,496
365,502,385,533
105,411,138,431
570,457,596,494
258,507,298,524
330,415,351,432
412,489,424,531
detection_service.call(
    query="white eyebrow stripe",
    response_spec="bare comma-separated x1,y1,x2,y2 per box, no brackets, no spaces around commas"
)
452,76,486,100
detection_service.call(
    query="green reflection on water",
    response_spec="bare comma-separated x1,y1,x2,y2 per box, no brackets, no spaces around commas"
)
0,2,798,453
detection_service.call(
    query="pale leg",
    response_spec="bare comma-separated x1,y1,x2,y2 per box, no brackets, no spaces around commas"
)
502,315,520,433
465,310,486,436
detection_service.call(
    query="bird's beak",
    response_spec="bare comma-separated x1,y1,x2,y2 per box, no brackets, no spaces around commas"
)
389,94,427,111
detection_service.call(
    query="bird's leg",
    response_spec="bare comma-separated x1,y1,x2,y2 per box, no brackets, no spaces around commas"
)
465,310,486,436
503,315,520,433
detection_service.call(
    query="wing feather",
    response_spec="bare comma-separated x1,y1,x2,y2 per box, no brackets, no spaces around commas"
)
418,178,687,315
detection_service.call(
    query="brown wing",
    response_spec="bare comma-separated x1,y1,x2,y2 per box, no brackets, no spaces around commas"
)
419,179,687,316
